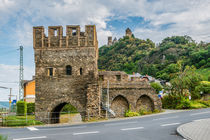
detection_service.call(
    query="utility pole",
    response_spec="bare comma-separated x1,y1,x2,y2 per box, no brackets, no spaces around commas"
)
19,46,24,100
9,88,12,111
106,80,110,119
0,86,15,112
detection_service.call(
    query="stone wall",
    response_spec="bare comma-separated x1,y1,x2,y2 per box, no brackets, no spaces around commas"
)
99,71,162,117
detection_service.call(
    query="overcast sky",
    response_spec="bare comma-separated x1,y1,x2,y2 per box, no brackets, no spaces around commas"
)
1,0,210,101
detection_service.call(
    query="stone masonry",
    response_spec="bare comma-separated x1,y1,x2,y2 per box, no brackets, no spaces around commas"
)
99,71,161,117
33,25,161,123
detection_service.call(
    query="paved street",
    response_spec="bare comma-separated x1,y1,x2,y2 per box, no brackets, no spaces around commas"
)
1,108,210,140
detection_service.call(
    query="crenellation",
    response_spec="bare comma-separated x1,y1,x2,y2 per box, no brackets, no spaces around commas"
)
33,26,44,48
33,25,97,49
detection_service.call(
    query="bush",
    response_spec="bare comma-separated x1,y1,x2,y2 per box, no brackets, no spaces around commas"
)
125,104,140,117
150,82,163,94
190,100,207,109
162,94,210,109
125,111,140,117
153,109,162,114
139,109,152,115
176,98,191,109
162,95,182,109
198,100,210,107
17,101,27,116
27,103,35,115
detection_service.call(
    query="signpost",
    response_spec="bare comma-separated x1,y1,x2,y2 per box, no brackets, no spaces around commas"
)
0,86,16,112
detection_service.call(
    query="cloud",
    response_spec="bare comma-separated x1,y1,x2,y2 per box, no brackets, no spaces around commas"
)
0,64,34,101
0,0,114,47
2,0,210,46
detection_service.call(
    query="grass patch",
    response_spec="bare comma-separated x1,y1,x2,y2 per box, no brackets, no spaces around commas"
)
139,109,152,115
85,117,108,122
3,115,43,127
125,109,163,117
190,100,210,109
0,135,7,140
190,101,207,109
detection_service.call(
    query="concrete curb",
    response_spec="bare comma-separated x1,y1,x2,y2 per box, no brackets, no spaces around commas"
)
177,122,193,140
0,109,187,128
177,118,210,140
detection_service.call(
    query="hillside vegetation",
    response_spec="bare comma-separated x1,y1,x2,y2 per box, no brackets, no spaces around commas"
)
98,35,210,81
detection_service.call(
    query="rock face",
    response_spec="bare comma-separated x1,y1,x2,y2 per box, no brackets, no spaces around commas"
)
33,25,161,123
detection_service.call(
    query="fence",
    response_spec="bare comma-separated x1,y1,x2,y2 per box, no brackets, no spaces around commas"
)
0,109,127,127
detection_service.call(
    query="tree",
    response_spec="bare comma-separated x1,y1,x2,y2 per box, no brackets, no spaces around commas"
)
195,81,210,95
170,65,203,99
150,82,163,94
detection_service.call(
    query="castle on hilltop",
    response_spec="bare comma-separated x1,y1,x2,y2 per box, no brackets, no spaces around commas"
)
33,25,161,123
107,28,133,46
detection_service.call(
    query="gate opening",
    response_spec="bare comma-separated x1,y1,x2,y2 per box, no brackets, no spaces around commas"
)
51,103,82,124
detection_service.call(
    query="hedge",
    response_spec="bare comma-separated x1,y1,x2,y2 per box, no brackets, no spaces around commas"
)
17,101,27,116
27,103,35,115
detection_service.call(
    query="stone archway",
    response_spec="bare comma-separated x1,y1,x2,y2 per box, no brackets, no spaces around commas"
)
111,95,129,117
50,102,83,124
51,102,67,123
136,95,154,112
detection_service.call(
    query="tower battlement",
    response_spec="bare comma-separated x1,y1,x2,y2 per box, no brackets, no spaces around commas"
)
33,25,98,49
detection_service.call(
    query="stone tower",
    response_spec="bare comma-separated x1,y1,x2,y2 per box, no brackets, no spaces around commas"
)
107,36,112,46
33,25,100,123
125,28,132,37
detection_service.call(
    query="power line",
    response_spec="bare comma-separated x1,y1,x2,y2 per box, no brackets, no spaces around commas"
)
0,81,18,83
0,49,18,54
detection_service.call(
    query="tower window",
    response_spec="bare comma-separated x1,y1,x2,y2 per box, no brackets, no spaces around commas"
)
48,68,54,76
80,68,83,75
66,65,72,75
116,75,121,81
99,75,104,81
54,30,58,36
72,29,76,36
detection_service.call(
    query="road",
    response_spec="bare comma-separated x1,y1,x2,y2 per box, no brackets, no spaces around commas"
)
1,108,210,140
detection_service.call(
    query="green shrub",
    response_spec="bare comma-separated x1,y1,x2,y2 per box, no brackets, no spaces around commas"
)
153,109,162,113
162,95,182,109
150,82,163,94
125,104,140,117
191,92,201,100
125,111,140,117
139,109,152,115
17,101,27,116
197,100,210,107
27,103,35,115
176,98,191,109
190,100,207,109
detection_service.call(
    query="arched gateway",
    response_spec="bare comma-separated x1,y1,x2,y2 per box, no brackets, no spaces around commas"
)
34,25,162,123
